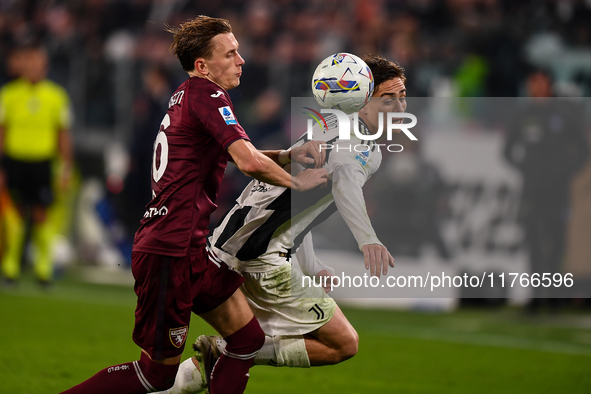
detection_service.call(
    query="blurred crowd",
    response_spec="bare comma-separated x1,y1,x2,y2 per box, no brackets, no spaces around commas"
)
1,0,591,283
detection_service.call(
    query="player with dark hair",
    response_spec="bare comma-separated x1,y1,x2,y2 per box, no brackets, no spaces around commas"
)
59,16,328,394
157,54,407,394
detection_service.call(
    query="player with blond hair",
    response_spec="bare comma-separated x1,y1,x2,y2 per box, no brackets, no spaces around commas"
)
58,16,327,394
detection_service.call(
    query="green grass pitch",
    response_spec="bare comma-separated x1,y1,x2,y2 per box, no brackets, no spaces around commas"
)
1,276,591,393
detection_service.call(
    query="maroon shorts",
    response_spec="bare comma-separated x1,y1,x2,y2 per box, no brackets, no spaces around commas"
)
131,246,244,360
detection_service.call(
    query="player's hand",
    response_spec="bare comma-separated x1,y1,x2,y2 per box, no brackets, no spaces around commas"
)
292,168,329,191
361,244,395,278
290,140,326,168
316,269,333,293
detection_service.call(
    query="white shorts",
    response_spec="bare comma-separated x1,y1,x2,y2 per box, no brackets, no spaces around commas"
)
240,263,336,336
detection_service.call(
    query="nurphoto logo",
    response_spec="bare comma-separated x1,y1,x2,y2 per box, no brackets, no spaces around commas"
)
305,109,418,153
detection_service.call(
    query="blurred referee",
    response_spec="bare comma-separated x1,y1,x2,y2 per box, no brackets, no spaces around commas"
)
0,44,73,287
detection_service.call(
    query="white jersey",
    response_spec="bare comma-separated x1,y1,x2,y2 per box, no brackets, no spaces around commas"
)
210,113,383,272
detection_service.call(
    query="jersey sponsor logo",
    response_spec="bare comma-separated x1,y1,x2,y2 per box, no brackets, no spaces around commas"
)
251,183,270,193
143,205,169,218
211,90,224,98
218,106,238,125
107,364,131,373
169,326,188,348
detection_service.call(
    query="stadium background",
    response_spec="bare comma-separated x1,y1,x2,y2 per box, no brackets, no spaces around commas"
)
1,0,591,393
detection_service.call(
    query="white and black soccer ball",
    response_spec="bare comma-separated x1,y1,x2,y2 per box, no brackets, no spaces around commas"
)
311,53,374,114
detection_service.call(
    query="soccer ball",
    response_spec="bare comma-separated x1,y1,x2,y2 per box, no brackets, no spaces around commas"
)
311,53,374,114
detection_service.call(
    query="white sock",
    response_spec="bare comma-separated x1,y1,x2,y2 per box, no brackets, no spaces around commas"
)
253,335,310,368
157,358,204,394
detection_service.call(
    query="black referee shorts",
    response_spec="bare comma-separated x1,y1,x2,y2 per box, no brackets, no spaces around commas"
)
1,156,54,207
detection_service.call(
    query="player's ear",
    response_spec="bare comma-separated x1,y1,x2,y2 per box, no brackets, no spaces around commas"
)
194,58,208,76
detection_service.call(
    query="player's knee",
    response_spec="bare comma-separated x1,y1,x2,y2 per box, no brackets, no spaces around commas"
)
138,352,180,391
252,322,266,351
352,326,360,348
336,328,359,362
225,316,265,354
250,319,266,352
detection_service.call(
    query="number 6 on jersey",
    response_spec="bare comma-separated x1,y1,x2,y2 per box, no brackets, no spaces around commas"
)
153,114,170,183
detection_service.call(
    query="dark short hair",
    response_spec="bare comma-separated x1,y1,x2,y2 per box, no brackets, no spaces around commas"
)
166,15,232,72
364,54,406,92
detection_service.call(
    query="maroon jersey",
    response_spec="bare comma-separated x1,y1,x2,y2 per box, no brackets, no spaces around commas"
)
133,77,249,257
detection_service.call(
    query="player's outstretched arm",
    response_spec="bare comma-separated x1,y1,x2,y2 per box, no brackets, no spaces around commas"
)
259,140,326,168
228,139,328,191
332,164,395,278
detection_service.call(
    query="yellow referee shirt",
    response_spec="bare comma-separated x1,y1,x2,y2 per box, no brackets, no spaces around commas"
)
0,78,71,162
